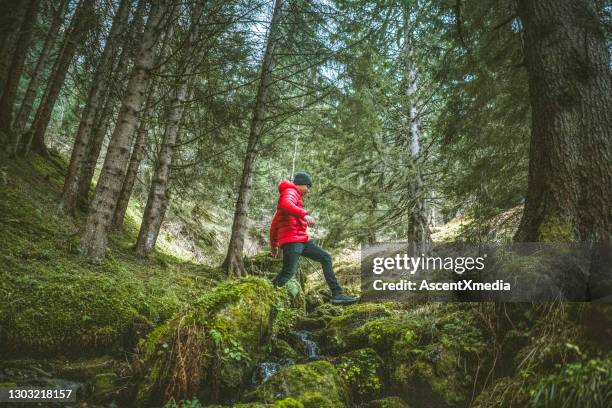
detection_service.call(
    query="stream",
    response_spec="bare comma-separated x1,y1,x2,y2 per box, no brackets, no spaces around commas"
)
251,328,320,385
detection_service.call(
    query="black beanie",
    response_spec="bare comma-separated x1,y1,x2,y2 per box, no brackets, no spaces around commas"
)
293,172,312,186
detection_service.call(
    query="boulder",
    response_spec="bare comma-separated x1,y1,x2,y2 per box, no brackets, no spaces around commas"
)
250,360,350,408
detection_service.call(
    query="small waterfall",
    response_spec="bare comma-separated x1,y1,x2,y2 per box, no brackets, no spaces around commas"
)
252,358,295,385
293,330,319,359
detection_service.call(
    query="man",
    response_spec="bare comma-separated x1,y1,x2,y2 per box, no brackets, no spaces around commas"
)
270,172,357,305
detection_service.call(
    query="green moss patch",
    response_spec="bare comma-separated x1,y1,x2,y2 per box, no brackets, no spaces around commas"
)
250,360,350,408
0,158,224,356
336,348,383,400
134,277,300,406
316,302,394,353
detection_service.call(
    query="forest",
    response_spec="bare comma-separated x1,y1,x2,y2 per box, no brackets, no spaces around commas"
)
0,0,611,407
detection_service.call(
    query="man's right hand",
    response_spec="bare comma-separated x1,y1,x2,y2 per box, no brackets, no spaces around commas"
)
305,215,316,226
270,246,279,258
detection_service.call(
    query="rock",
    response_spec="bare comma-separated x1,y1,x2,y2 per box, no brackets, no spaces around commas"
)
335,348,384,401
316,303,394,354
295,317,325,331
275,397,304,407
94,372,118,393
55,356,117,380
271,339,299,360
134,277,300,406
249,360,350,408
305,290,326,311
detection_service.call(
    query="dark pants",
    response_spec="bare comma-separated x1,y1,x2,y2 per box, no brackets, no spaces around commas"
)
272,240,343,295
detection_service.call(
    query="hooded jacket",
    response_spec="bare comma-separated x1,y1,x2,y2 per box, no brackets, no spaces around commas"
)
269,179,309,247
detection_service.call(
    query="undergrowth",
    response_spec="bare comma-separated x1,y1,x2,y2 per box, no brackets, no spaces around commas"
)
0,155,225,356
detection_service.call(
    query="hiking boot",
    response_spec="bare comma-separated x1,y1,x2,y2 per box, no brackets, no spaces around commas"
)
331,292,358,305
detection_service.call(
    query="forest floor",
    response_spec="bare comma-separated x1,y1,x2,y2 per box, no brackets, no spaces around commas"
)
0,154,610,408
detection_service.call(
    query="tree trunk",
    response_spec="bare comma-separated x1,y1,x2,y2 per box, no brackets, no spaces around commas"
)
222,0,283,277
402,5,431,254
75,0,147,210
514,0,612,242
76,84,115,210
79,1,171,262
12,0,68,140
135,83,189,256
112,121,147,229
134,3,203,255
112,13,175,229
0,0,28,95
24,0,94,156
0,0,41,133
62,0,130,214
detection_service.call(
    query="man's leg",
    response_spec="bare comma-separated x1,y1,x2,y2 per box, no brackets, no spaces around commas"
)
301,240,343,295
272,242,305,288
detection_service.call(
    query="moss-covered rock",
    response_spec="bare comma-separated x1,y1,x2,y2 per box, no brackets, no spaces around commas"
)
308,303,343,322
316,303,394,354
336,348,383,401
320,303,485,408
134,277,300,406
250,360,350,408
55,356,117,380
366,396,412,408
295,316,325,331
94,372,118,393
275,397,304,408
271,339,299,360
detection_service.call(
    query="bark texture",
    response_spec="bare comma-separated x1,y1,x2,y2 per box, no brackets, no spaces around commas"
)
75,0,147,209
112,122,147,229
76,84,115,210
514,0,612,242
222,0,283,276
12,0,68,138
62,0,130,214
0,0,28,95
402,5,431,253
134,3,204,255
0,0,41,133
134,83,188,256
79,1,170,261
25,0,94,156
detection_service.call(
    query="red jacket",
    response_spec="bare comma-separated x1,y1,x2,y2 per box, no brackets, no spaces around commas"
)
270,179,309,247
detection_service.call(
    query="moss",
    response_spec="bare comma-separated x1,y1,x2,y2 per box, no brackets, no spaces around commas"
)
275,397,304,408
0,158,224,357
336,348,383,400
295,316,325,331
539,218,576,242
299,392,339,408
348,315,414,356
366,396,412,408
308,303,343,321
244,253,283,277
272,339,299,360
55,356,117,380
250,360,350,407
317,303,394,354
320,303,484,408
94,372,118,393
135,277,298,406
0,382,18,388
